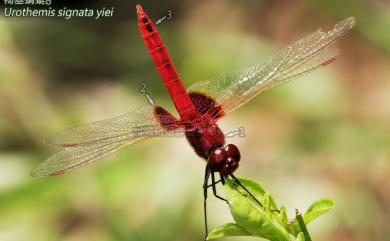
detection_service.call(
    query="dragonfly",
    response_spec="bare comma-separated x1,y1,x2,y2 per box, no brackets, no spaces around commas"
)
32,4,355,237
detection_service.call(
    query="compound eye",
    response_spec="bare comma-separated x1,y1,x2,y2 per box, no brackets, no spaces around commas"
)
220,157,239,175
224,144,240,161
208,148,226,171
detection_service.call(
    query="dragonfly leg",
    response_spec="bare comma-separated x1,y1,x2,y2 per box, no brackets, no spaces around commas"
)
203,166,211,240
230,174,281,213
207,179,221,188
211,172,227,202
206,172,226,188
230,174,263,207
220,173,225,185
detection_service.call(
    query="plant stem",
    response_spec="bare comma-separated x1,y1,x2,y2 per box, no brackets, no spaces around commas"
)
295,209,312,241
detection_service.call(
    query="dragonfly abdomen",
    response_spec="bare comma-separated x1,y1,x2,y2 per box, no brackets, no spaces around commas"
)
137,5,198,121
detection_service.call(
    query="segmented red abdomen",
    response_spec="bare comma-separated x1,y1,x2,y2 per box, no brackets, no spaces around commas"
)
136,5,198,121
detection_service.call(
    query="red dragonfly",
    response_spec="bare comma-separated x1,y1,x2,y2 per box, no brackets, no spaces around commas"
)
32,3,354,236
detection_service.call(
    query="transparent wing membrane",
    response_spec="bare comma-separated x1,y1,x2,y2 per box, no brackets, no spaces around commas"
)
33,106,183,177
276,47,340,83
32,142,128,178
44,106,178,147
188,17,355,116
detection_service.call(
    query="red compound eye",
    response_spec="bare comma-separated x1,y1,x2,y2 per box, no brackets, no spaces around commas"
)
208,144,241,175
220,157,239,175
224,144,240,161
208,148,226,171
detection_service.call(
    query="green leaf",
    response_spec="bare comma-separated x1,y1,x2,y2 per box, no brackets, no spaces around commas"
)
295,232,305,241
279,205,297,235
303,198,334,223
227,177,278,209
289,199,335,235
279,205,288,224
207,223,250,240
224,177,291,241
208,177,334,241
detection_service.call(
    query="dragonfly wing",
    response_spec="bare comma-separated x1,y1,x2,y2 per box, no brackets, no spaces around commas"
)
32,141,129,178
188,17,355,116
45,105,180,147
33,105,183,177
274,46,340,83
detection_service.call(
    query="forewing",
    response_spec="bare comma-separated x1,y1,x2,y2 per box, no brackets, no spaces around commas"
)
33,106,183,177
188,17,355,116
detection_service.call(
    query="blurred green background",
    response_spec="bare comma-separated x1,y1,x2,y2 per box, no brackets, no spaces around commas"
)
0,0,389,240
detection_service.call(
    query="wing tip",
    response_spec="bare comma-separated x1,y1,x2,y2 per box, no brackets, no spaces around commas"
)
30,168,47,178
31,160,65,178
30,167,65,178
345,16,356,26
336,16,356,31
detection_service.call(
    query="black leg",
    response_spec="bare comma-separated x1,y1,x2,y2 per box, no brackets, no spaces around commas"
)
219,173,225,185
211,172,227,202
203,166,211,240
271,209,281,214
230,174,263,207
207,179,222,188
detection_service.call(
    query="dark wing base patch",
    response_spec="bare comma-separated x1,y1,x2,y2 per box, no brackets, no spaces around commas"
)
189,92,224,120
154,106,180,130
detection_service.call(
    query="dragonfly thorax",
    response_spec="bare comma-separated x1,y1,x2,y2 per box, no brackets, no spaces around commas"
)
184,119,225,160
186,114,241,174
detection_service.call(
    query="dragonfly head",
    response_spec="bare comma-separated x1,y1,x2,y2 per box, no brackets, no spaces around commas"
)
208,144,241,175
